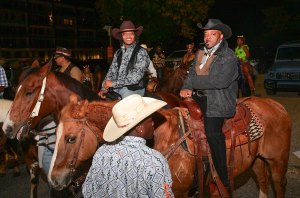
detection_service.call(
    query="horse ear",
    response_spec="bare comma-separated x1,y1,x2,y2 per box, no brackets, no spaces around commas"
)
39,58,53,76
76,99,89,118
69,94,78,104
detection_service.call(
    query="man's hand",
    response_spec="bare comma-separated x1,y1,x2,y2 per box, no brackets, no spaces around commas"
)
180,89,192,98
98,89,108,99
103,80,113,89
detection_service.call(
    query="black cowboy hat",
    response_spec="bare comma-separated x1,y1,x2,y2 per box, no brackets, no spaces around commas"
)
112,20,143,41
197,19,232,39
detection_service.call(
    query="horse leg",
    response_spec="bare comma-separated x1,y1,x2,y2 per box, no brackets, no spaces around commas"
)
29,161,40,198
252,158,269,198
267,159,288,198
0,159,6,177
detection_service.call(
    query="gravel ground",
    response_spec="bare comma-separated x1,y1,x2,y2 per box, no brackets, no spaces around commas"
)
0,74,299,198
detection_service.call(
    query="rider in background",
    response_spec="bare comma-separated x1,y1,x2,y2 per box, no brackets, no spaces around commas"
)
182,43,195,69
235,35,255,96
54,47,82,82
152,45,166,83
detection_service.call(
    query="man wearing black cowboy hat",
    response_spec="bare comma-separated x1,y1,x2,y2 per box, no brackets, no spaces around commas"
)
180,19,239,196
98,20,150,99
54,46,82,82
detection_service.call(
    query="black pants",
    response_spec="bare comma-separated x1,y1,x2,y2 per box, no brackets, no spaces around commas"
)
193,94,229,187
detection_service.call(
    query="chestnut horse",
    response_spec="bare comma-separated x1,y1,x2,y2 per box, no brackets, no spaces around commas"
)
1,63,180,196
48,95,196,197
50,96,291,198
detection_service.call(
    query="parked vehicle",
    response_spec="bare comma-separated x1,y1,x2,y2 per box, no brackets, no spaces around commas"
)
165,50,186,69
264,41,300,95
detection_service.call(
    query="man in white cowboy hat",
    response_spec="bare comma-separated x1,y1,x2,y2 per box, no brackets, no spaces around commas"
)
54,46,82,82
180,19,239,195
98,20,151,99
82,94,174,197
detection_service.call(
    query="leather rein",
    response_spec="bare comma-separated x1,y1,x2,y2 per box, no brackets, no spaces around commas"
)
60,116,101,194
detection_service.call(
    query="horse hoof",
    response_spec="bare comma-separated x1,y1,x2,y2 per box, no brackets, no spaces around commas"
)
13,172,21,177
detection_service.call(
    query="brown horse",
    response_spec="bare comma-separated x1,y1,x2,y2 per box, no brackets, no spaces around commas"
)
48,95,196,197
50,96,291,198
1,63,180,196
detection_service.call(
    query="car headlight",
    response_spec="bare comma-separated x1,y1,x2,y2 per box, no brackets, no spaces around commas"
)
267,71,276,78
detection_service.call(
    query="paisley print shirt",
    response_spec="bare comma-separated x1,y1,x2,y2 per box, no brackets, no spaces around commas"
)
104,42,150,88
82,136,174,198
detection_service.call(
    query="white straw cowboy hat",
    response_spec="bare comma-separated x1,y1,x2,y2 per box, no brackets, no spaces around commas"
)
197,19,232,39
112,20,143,40
103,94,167,142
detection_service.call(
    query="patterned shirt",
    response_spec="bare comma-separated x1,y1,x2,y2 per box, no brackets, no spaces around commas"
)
104,42,150,88
0,66,8,88
82,136,174,198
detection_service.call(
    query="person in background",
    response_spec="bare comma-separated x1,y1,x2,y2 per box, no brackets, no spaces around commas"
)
140,44,159,93
182,42,195,68
180,19,238,196
235,35,255,96
54,47,82,82
152,45,165,83
82,94,174,198
0,59,8,99
98,20,150,99
81,65,95,91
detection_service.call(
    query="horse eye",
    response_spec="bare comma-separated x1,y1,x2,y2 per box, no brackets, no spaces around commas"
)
25,91,33,96
65,136,76,144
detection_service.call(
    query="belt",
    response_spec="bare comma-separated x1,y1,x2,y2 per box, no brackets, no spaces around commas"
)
193,90,207,97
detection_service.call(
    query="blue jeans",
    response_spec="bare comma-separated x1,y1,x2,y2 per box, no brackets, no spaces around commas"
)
115,87,145,98
42,148,53,176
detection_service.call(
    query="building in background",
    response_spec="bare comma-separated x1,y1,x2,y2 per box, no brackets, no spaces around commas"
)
0,0,108,62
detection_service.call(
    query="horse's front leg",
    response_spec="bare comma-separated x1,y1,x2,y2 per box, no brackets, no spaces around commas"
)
29,161,40,198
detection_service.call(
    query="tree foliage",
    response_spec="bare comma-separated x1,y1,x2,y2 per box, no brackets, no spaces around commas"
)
96,0,214,45
263,0,300,44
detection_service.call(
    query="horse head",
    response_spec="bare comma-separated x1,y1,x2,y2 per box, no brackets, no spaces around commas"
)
49,95,114,190
2,63,53,139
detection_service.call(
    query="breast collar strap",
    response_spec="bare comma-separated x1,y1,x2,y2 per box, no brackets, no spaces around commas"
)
30,76,47,118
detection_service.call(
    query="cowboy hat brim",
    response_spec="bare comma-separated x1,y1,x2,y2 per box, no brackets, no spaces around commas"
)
112,26,143,40
103,97,166,142
197,19,232,39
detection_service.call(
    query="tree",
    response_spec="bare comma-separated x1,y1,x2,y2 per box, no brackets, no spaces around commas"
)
263,0,300,45
96,0,214,46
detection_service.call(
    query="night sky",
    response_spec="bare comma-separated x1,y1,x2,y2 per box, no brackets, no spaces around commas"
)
207,0,283,49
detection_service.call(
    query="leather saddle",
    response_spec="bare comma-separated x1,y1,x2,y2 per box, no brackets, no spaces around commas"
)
179,98,252,148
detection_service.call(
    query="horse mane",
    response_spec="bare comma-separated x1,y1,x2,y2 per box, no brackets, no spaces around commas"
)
53,72,100,101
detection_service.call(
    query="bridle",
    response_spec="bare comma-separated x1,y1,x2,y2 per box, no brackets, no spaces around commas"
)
59,116,101,197
60,116,101,176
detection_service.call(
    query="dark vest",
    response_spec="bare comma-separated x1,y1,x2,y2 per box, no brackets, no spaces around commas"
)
117,45,147,90
62,63,75,76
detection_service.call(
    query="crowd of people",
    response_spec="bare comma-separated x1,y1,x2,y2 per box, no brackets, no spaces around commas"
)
0,18,259,198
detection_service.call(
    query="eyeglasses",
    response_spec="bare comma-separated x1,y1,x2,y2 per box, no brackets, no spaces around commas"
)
237,35,244,38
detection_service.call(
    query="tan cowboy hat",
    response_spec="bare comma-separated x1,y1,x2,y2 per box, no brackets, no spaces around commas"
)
103,94,167,142
112,20,143,41
197,19,232,39
140,44,153,52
